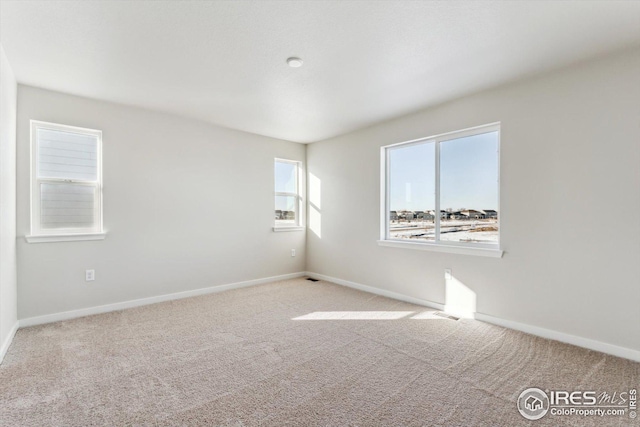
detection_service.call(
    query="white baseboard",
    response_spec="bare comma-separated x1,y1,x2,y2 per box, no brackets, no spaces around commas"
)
475,312,640,363
19,272,306,328
0,321,19,364
305,271,445,311
305,271,639,362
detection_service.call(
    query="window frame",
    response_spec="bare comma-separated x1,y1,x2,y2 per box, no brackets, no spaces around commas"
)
27,120,105,243
273,158,304,231
379,122,502,257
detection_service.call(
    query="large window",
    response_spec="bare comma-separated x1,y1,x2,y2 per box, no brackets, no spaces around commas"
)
274,158,302,229
381,123,500,252
29,121,103,240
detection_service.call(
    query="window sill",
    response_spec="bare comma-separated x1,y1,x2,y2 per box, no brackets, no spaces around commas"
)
272,226,305,232
377,240,503,258
25,233,107,243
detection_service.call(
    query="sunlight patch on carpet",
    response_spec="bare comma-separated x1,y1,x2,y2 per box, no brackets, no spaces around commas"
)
293,311,415,320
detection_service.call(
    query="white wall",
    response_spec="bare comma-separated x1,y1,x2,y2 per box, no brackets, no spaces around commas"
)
0,44,18,360
16,86,306,320
307,48,640,353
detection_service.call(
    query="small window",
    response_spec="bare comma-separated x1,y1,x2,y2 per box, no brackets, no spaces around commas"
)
382,123,500,250
30,121,103,238
274,159,301,228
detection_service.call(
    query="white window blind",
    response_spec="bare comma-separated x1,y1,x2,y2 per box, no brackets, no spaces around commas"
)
40,182,96,229
30,121,103,236
37,128,98,181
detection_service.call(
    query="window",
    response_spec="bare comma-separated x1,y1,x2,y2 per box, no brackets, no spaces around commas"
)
28,121,104,242
380,123,501,256
274,158,303,230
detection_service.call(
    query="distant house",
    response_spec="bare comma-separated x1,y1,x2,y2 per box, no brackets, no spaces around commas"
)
483,209,498,219
461,209,485,219
389,211,398,221
417,211,434,220
450,211,464,219
440,210,451,220
275,210,295,220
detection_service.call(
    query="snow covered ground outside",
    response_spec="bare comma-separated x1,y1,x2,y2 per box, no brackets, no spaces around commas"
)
389,219,498,243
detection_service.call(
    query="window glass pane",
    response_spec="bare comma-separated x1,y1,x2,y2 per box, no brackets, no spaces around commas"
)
37,128,98,181
40,182,96,229
275,195,297,224
275,161,297,193
388,142,435,241
440,131,499,244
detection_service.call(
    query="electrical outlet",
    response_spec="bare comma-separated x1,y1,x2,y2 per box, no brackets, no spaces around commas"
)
85,269,95,281
291,249,296,257
444,269,452,280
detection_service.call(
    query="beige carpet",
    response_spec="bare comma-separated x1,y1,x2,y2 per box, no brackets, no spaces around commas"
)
0,278,638,426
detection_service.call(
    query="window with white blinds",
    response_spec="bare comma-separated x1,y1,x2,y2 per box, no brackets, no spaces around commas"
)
30,121,103,237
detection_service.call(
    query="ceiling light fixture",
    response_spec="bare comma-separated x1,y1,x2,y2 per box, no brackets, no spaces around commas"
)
287,57,303,68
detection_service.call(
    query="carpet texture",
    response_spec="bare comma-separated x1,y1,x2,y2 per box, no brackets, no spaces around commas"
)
0,278,638,426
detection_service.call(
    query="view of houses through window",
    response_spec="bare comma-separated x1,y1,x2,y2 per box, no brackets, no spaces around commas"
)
386,125,499,245
274,159,300,226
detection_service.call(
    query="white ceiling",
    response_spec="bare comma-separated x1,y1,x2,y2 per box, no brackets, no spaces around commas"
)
1,1,639,143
